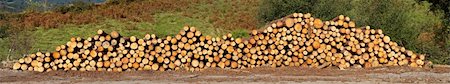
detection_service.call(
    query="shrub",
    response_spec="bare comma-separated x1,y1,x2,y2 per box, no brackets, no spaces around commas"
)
105,0,137,5
0,24,10,38
0,13,7,20
55,0,94,14
258,0,315,24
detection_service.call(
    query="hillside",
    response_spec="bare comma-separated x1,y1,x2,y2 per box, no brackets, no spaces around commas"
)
0,0,260,61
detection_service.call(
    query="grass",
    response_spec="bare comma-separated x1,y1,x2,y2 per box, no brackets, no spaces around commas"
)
151,12,223,37
231,29,250,38
0,38,10,61
183,0,260,30
28,12,225,53
30,20,150,53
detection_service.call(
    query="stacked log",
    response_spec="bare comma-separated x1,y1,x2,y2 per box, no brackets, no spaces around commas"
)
12,13,428,72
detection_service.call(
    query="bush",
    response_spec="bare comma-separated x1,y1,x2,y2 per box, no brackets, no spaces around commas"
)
55,0,94,14
0,24,10,38
0,13,8,20
258,0,315,24
105,0,137,5
258,0,449,64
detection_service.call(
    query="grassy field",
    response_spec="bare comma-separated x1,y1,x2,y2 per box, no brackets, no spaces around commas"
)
29,12,227,52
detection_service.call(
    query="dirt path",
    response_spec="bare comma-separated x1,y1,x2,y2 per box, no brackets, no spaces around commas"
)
1,66,450,84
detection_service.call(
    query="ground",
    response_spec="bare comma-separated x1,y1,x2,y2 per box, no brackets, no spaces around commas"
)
1,66,450,83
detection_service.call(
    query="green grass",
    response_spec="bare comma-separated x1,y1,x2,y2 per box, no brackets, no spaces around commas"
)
152,12,224,37
28,12,224,53
0,38,10,61
30,19,151,52
231,29,250,38
185,0,260,30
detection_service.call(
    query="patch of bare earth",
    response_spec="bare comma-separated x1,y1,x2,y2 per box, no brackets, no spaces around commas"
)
1,66,450,83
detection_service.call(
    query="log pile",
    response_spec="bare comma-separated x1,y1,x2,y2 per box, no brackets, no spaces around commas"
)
12,13,428,72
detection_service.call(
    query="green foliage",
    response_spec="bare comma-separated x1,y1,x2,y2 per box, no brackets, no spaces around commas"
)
415,1,450,63
55,0,94,14
310,0,352,20
0,13,7,19
231,29,250,38
259,0,449,64
446,26,450,51
258,0,314,24
347,0,441,48
419,0,449,17
0,24,9,38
